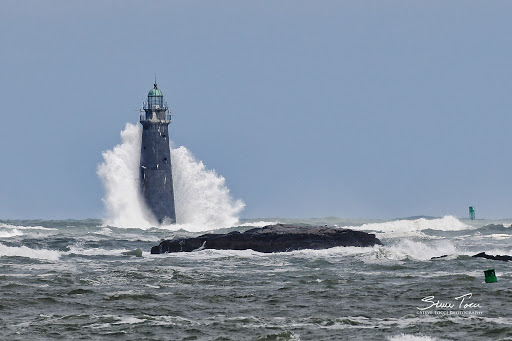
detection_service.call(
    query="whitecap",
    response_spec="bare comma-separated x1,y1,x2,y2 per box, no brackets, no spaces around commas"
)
66,244,132,256
94,227,113,236
0,229,23,238
237,221,279,227
387,333,445,341
481,234,511,240
0,243,60,261
349,216,472,238
113,317,146,325
383,239,458,261
0,223,57,231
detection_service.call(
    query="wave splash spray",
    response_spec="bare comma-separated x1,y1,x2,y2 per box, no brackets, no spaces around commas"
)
171,146,245,229
97,123,245,230
352,216,472,238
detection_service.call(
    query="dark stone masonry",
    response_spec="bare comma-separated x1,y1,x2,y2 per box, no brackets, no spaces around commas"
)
139,82,176,224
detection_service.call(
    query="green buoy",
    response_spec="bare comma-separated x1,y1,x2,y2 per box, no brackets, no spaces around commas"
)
469,206,475,220
484,269,497,283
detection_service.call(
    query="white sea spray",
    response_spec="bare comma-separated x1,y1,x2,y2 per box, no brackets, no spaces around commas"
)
97,123,244,230
0,243,60,261
349,216,472,238
97,123,154,228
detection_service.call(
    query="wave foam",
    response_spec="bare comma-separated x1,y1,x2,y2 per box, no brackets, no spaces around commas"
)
383,239,458,261
66,242,131,256
0,223,56,231
95,227,113,236
387,334,444,341
0,229,23,238
354,216,471,238
286,240,458,262
0,243,60,261
238,221,278,227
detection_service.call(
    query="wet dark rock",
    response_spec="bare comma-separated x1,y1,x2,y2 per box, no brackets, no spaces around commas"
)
472,252,512,262
151,224,383,254
431,255,449,260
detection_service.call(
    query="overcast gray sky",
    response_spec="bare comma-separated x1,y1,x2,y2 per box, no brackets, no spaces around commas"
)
1,1,511,219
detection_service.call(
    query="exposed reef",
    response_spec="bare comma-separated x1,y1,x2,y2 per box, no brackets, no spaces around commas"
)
431,252,512,261
151,224,382,254
472,252,512,262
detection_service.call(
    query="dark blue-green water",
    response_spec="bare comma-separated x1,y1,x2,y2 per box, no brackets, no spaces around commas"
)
1,217,511,340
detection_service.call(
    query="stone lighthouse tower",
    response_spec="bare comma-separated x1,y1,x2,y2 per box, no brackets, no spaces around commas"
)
139,81,176,224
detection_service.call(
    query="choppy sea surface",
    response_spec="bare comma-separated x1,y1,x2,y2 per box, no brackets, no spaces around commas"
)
1,216,512,341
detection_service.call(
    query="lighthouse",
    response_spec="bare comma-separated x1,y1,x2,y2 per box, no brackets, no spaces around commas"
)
139,81,176,224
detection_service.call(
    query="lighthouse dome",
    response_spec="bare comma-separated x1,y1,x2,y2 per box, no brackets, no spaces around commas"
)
148,85,163,97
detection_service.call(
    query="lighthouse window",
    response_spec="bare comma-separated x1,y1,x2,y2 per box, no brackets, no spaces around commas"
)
162,134,166,138
163,158,168,163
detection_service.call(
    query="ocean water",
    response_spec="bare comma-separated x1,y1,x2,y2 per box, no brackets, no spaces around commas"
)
3,124,511,340
1,216,512,340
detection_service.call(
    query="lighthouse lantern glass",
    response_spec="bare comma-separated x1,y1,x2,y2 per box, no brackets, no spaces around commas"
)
149,94,163,109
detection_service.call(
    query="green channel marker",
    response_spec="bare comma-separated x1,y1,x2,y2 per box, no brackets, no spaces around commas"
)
484,269,497,283
469,206,475,220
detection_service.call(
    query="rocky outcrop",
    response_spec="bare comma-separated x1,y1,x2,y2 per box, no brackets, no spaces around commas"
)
472,252,512,262
431,252,512,261
151,224,382,254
